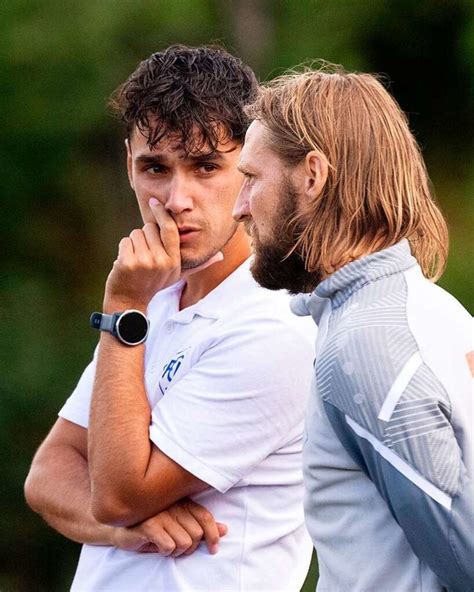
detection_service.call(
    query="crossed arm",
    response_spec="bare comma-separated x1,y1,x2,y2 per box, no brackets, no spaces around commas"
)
88,333,210,527
25,418,226,556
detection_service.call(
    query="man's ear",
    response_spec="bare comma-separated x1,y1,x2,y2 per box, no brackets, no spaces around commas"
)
125,138,134,190
303,150,328,200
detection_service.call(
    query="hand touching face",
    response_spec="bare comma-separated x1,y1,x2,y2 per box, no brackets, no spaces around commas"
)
127,130,244,272
103,199,223,313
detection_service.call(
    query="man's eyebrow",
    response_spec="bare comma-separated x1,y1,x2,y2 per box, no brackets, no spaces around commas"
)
134,154,166,165
134,152,226,166
186,151,225,163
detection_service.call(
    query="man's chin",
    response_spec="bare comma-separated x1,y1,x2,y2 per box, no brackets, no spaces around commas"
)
181,257,208,271
181,225,237,271
181,250,219,271
250,246,318,295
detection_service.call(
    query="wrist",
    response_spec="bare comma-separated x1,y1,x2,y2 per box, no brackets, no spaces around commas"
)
102,299,148,315
91,309,150,347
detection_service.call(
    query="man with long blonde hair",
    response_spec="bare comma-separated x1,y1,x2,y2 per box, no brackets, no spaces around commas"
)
234,66,473,592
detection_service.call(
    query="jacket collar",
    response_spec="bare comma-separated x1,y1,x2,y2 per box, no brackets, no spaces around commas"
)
291,240,417,323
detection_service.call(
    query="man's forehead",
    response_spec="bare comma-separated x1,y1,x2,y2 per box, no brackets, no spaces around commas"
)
130,125,240,159
240,121,268,165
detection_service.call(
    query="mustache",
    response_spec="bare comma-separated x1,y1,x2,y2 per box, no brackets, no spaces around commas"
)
243,218,257,237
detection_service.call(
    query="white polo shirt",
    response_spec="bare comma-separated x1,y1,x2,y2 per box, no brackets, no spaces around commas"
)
59,259,315,592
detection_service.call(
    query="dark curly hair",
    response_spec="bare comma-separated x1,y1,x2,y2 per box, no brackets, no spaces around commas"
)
109,44,259,154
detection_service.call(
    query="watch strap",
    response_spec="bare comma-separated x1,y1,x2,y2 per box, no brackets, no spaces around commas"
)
90,312,119,334
89,310,149,346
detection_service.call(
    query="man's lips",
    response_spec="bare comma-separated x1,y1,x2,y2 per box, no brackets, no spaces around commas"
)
178,226,200,234
178,226,200,243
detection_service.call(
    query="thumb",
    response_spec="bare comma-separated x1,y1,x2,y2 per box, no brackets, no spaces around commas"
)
217,522,228,537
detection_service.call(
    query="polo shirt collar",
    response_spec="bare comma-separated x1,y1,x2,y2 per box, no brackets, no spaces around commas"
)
169,257,252,324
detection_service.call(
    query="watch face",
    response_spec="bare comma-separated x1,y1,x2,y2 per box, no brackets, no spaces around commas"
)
116,311,149,345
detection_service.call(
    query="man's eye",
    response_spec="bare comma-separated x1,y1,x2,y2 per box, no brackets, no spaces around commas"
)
146,165,166,174
198,163,218,174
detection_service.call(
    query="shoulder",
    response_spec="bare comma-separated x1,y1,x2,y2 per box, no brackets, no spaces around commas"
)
212,292,316,373
403,266,471,333
216,266,317,350
316,268,455,436
403,266,472,348
402,266,472,402
320,266,472,405
191,277,316,400
317,293,465,497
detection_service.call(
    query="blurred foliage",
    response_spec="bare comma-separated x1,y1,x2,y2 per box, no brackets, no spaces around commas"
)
1,1,472,590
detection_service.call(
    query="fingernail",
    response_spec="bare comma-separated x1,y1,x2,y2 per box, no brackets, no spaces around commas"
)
149,197,159,206
210,544,219,555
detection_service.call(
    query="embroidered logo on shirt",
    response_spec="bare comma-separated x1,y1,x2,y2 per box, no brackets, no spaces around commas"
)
162,354,185,382
159,348,190,395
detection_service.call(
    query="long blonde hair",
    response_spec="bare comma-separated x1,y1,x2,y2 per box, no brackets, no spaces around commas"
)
246,65,448,280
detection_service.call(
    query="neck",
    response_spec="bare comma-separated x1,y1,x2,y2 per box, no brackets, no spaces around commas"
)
329,234,390,278
179,226,251,309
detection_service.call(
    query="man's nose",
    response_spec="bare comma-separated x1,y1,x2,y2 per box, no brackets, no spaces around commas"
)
165,177,194,214
233,185,251,222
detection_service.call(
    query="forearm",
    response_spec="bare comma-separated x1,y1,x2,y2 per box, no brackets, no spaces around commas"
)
88,331,206,525
88,332,155,519
88,208,211,524
25,444,115,546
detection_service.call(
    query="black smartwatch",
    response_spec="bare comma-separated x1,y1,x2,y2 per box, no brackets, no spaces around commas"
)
90,310,150,346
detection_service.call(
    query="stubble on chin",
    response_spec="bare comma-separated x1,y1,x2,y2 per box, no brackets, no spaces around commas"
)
180,221,239,270
180,247,219,270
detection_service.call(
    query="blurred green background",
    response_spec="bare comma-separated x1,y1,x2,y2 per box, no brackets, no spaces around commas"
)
1,1,473,590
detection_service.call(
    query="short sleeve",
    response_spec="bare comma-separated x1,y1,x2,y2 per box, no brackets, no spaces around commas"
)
149,320,314,493
58,353,98,428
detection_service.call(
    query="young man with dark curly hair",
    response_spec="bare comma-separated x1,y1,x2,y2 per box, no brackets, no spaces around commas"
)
25,46,315,591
